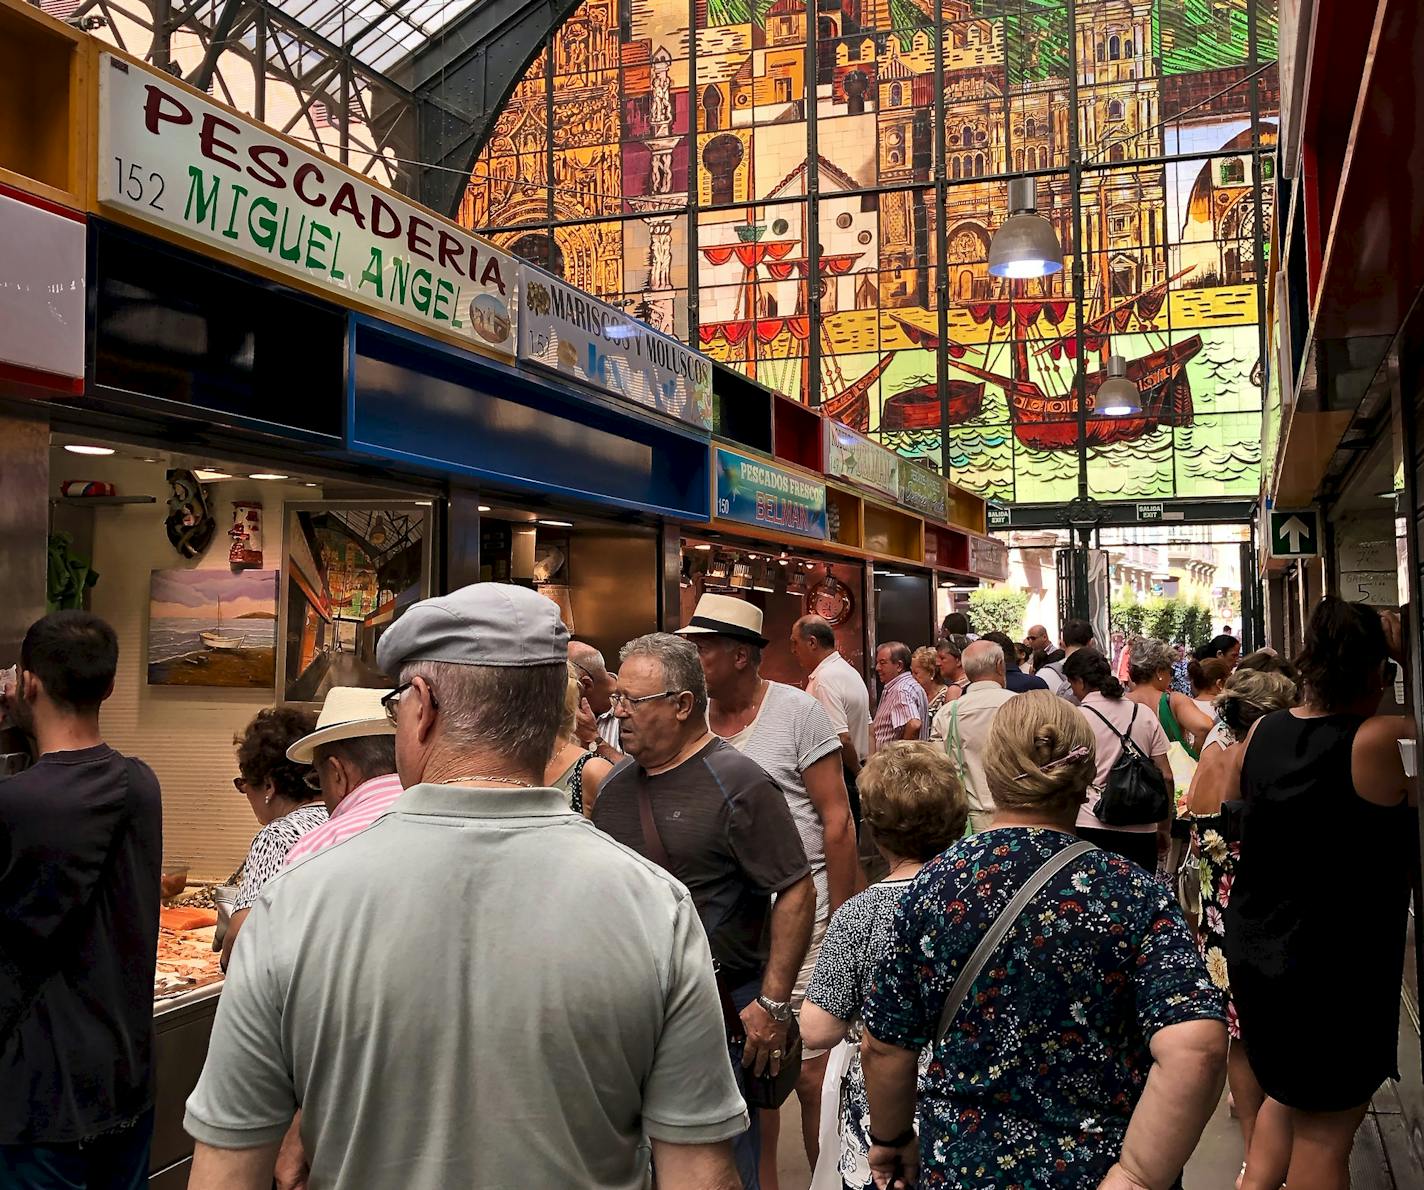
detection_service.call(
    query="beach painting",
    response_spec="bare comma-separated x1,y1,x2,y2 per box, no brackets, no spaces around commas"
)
148,569,279,688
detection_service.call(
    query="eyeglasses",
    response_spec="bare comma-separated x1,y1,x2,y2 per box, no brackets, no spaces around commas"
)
232,776,253,795
302,767,324,792
609,690,683,712
381,680,439,726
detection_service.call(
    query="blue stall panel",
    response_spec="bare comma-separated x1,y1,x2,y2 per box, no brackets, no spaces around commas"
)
348,316,710,521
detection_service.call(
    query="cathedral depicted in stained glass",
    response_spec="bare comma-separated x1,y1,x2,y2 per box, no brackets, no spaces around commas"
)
462,0,1277,504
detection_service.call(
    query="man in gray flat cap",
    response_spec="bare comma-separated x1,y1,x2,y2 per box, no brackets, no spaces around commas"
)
185,584,747,1190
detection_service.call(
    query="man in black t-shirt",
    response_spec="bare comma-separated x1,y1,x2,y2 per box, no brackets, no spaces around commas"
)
595,633,813,1189
0,612,162,1189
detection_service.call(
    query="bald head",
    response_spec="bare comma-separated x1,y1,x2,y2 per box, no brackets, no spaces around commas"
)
1024,624,1052,652
963,639,1007,684
568,640,615,714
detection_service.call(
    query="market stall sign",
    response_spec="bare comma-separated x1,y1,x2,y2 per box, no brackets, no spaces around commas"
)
518,268,712,431
824,421,901,502
715,448,827,540
96,54,517,360
898,461,947,521
968,533,1010,581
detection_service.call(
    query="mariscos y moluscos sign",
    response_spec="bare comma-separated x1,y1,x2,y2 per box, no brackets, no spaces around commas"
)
715,449,827,540
519,269,712,430
97,55,517,359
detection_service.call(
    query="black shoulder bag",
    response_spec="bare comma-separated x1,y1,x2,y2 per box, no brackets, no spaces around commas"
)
636,784,802,1110
1081,703,1171,827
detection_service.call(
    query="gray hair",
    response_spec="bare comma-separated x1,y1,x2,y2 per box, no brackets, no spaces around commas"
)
794,615,836,650
314,734,397,783
879,641,912,670
1128,637,1174,685
401,659,566,773
620,633,709,720
962,639,1005,680
568,640,610,678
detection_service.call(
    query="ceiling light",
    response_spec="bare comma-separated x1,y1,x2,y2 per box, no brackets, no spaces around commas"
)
694,543,713,551
478,505,492,512
193,468,232,481
988,178,1063,278
779,559,790,565
248,473,290,481
64,444,115,456
304,482,320,488
538,519,574,528
1096,355,1142,417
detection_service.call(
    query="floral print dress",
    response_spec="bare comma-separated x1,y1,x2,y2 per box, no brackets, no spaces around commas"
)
863,828,1224,1188
1186,723,1241,1038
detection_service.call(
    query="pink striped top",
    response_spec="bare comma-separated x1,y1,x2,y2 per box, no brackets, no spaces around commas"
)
283,773,405,867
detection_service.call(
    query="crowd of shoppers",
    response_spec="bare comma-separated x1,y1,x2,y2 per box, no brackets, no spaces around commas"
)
0,589,1414,1190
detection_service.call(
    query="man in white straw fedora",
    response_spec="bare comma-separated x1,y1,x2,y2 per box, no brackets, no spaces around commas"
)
678,593,857,1179
281,687,401,868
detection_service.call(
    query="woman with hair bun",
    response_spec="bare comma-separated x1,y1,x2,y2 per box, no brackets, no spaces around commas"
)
1182,667,1297,1168
1187,657,1232,720
1229,598,1414,1190
1194,634,1242,670
1063,647,1177,870
861,692,1226,1190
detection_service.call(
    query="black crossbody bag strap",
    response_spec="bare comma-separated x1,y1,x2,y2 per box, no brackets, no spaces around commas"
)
935,840,1096,1044
636,784,744,1040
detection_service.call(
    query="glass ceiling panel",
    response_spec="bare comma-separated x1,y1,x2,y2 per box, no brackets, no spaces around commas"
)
265,0,486,71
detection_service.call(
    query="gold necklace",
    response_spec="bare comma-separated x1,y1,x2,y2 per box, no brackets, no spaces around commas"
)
436,775,535,788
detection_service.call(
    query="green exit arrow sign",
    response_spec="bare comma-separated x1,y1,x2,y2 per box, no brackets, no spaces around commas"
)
1268,509,1320,558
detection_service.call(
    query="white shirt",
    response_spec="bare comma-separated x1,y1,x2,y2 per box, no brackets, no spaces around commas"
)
931,680,1018,817
804,651,871,765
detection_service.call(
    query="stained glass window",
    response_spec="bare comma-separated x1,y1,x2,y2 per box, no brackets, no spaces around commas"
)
461,0,1279,506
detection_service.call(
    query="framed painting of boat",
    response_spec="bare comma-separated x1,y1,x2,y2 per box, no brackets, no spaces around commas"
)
147,569,279,688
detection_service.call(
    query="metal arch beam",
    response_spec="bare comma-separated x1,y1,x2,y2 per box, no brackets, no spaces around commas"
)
188,0,250,92
401,0,586,218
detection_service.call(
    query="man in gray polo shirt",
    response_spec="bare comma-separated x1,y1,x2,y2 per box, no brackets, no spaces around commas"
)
185,584,746,1190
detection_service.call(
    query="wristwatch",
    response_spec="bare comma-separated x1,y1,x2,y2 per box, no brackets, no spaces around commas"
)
756,994,793,1023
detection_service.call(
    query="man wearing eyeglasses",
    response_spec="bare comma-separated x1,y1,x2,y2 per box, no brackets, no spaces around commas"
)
282,688,402,867
185,584,747,1190
594,634,814,1189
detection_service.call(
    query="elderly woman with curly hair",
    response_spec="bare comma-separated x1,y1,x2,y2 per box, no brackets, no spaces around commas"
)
221,705,324,970
861,692,1226,1190
801,742,967,1189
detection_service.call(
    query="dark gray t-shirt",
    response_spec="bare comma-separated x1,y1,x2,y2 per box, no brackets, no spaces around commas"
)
595,738,811,985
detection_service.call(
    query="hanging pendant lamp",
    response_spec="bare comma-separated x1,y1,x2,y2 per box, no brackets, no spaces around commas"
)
988,178,1064,279
1096,355,1142,416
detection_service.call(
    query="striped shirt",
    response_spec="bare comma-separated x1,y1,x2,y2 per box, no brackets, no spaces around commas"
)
872,671,930,751
284,773,404,868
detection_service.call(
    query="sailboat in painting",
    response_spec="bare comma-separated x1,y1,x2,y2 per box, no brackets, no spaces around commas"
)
200,595,245,651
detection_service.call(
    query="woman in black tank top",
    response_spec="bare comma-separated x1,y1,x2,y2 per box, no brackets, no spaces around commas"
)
1227,598,1414,1190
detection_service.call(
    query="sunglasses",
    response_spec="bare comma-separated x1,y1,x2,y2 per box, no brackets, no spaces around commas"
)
302,767,324,792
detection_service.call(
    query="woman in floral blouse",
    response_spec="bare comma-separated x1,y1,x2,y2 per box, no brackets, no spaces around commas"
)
1182,666,1295,1166
801,741,967,1190
861,691,1227,1189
